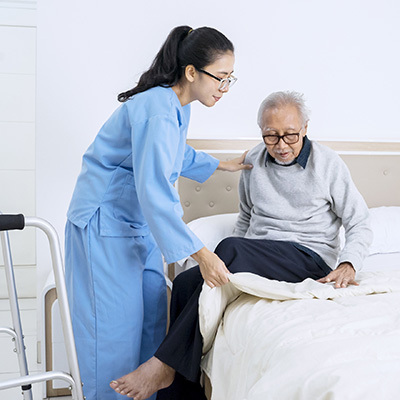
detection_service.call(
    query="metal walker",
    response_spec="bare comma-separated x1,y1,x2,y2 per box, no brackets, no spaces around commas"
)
0,214,84,400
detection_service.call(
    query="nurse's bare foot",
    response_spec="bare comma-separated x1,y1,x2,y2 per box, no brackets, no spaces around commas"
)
110,356,175,400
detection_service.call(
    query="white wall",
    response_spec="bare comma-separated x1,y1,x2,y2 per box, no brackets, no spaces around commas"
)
0,2,37,298
36,0,400,294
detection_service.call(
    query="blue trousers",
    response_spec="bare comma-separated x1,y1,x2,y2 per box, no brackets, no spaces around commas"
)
65,210,167,400
156,237,332,399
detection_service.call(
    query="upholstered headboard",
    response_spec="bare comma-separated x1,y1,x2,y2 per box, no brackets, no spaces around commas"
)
178,139,400,223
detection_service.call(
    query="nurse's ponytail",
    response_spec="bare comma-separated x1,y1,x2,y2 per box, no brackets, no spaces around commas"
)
118,25,234,102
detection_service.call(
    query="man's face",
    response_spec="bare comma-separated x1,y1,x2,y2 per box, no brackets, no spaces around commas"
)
261,105,307,165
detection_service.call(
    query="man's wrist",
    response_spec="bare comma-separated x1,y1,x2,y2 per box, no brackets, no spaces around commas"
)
338,261,355,271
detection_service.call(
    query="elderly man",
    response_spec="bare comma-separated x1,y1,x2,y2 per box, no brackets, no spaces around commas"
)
234,90,372,287
110,91,372,400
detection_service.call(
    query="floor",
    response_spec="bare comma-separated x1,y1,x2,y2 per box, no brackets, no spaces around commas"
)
0,298,72,400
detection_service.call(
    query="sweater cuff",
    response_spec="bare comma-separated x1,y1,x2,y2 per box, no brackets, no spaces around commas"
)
338,253,363,272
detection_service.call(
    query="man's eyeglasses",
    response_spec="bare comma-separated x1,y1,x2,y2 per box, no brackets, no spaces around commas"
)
262,129,303,146
198,69,237,91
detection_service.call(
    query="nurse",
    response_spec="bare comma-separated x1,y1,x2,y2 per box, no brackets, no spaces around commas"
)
65,25,250,400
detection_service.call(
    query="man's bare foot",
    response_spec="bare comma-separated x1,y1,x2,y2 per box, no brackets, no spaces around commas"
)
109,356,175,399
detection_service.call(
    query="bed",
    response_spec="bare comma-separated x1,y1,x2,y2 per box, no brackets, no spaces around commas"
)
173,139,400,400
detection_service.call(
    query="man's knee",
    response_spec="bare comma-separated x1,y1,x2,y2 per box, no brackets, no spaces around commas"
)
214,236,242,258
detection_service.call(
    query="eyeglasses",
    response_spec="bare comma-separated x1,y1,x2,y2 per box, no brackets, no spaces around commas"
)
198,69,237,91
262,129,303,146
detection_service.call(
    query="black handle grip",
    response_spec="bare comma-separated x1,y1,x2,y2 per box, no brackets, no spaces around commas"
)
0,214,25,231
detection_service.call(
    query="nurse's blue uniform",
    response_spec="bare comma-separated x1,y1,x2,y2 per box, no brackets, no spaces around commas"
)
65,86,219,400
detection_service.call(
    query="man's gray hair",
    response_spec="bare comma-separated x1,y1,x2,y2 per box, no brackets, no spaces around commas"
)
257,91,311,128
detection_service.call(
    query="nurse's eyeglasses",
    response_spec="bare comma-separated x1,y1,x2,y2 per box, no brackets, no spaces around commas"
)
198,69,237,91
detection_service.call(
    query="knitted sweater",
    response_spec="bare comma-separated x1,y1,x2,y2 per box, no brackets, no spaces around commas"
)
233,140,372,271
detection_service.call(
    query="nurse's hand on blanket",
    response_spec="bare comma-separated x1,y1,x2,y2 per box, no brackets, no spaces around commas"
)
191,247,230,288
217,151,253,172
317,262,358,289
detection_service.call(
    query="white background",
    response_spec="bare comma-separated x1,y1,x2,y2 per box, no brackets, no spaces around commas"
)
36,0,400,291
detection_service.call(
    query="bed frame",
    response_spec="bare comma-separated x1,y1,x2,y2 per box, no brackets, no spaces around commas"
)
178,139,400,223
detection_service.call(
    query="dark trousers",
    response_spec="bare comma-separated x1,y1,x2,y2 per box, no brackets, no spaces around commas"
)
156,237,331,399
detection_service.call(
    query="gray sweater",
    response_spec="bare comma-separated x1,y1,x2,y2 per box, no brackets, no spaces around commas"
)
233,140,372,271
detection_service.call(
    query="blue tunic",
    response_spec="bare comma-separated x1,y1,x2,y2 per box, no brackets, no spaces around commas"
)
68,86,218,263
65,86,219,400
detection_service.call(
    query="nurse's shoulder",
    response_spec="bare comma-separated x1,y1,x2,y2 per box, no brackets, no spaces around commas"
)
124,86,182,124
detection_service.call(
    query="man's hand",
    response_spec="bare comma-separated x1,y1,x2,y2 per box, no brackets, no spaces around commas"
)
217,151,253,172
317,262,358,288
191,247,230,288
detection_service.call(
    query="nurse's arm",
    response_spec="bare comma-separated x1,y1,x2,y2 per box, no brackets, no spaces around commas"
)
191,247,230,288
217,151,252,172
132,116,205,264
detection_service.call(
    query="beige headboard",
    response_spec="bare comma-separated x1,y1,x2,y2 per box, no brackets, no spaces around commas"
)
179,139,400,223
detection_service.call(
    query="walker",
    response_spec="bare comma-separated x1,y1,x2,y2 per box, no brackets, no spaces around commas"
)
0,214,84,400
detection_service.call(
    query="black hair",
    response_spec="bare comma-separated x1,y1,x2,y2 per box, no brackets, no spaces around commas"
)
118,26,234,102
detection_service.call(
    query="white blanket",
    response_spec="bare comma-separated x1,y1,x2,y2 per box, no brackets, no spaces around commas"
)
199,271,400,400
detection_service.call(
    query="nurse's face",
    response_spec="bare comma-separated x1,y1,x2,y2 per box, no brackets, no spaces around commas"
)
193,51,236,107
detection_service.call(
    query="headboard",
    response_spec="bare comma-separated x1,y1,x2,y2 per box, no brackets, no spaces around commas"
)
178,139,400,223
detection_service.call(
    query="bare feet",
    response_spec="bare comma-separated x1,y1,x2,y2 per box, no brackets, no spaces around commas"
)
109,356,175,399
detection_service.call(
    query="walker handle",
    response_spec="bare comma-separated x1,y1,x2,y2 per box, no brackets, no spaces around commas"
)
0,214,25,231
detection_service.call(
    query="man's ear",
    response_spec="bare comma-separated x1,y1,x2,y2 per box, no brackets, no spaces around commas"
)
303,121,309,136
184,65,196,83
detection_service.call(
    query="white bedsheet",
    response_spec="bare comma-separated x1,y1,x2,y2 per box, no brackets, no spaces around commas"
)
199,271,400,400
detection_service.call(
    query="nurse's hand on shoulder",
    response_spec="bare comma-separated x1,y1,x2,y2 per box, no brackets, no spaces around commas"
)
191,247,230,288
217,151,253,172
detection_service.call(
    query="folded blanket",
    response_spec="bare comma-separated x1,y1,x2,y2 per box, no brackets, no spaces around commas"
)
200,271,400,352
